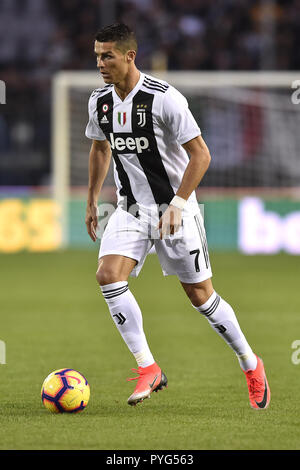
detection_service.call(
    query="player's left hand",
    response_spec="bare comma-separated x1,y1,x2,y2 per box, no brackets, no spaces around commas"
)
157,204,182,239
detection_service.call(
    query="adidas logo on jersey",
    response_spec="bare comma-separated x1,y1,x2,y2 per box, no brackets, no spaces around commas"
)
109,133,149,154
100,115,109,124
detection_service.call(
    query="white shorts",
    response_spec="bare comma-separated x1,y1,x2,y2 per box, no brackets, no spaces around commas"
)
98,207,212,284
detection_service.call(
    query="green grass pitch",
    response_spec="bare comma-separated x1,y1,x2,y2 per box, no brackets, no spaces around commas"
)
0,249,299,450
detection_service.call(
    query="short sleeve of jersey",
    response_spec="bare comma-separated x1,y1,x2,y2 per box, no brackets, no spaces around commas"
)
85,91,107,141
161,86,201,145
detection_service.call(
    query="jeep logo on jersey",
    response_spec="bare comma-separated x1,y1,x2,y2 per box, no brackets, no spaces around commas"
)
109,133,149,154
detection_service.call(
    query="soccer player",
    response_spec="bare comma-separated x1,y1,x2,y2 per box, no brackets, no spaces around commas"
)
85,23,271,408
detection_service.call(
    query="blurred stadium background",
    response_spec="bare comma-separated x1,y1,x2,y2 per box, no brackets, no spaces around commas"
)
0,0,300,254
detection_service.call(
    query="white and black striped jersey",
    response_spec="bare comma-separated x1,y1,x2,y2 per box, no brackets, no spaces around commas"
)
85,72,201,217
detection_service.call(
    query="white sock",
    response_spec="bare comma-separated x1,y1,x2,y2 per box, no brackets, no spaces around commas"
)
194,291,257,371
100,281,155,368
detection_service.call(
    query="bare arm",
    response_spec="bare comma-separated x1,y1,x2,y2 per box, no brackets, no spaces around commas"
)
158,135,211,239
176,135,211,200
85,139,111,241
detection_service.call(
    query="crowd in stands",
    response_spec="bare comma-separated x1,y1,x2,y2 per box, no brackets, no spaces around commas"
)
0,0,299,185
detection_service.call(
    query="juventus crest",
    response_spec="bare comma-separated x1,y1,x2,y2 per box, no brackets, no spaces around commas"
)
136,104,147,127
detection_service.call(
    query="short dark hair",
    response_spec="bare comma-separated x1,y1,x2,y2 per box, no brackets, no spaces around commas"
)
95,23,137,54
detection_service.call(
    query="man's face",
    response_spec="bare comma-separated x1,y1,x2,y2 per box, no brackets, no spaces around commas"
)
94,40,130,84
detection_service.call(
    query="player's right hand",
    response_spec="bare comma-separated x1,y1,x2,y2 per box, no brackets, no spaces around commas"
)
85,203,98,242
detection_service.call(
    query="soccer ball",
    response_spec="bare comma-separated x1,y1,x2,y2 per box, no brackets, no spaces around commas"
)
41,368,90,413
